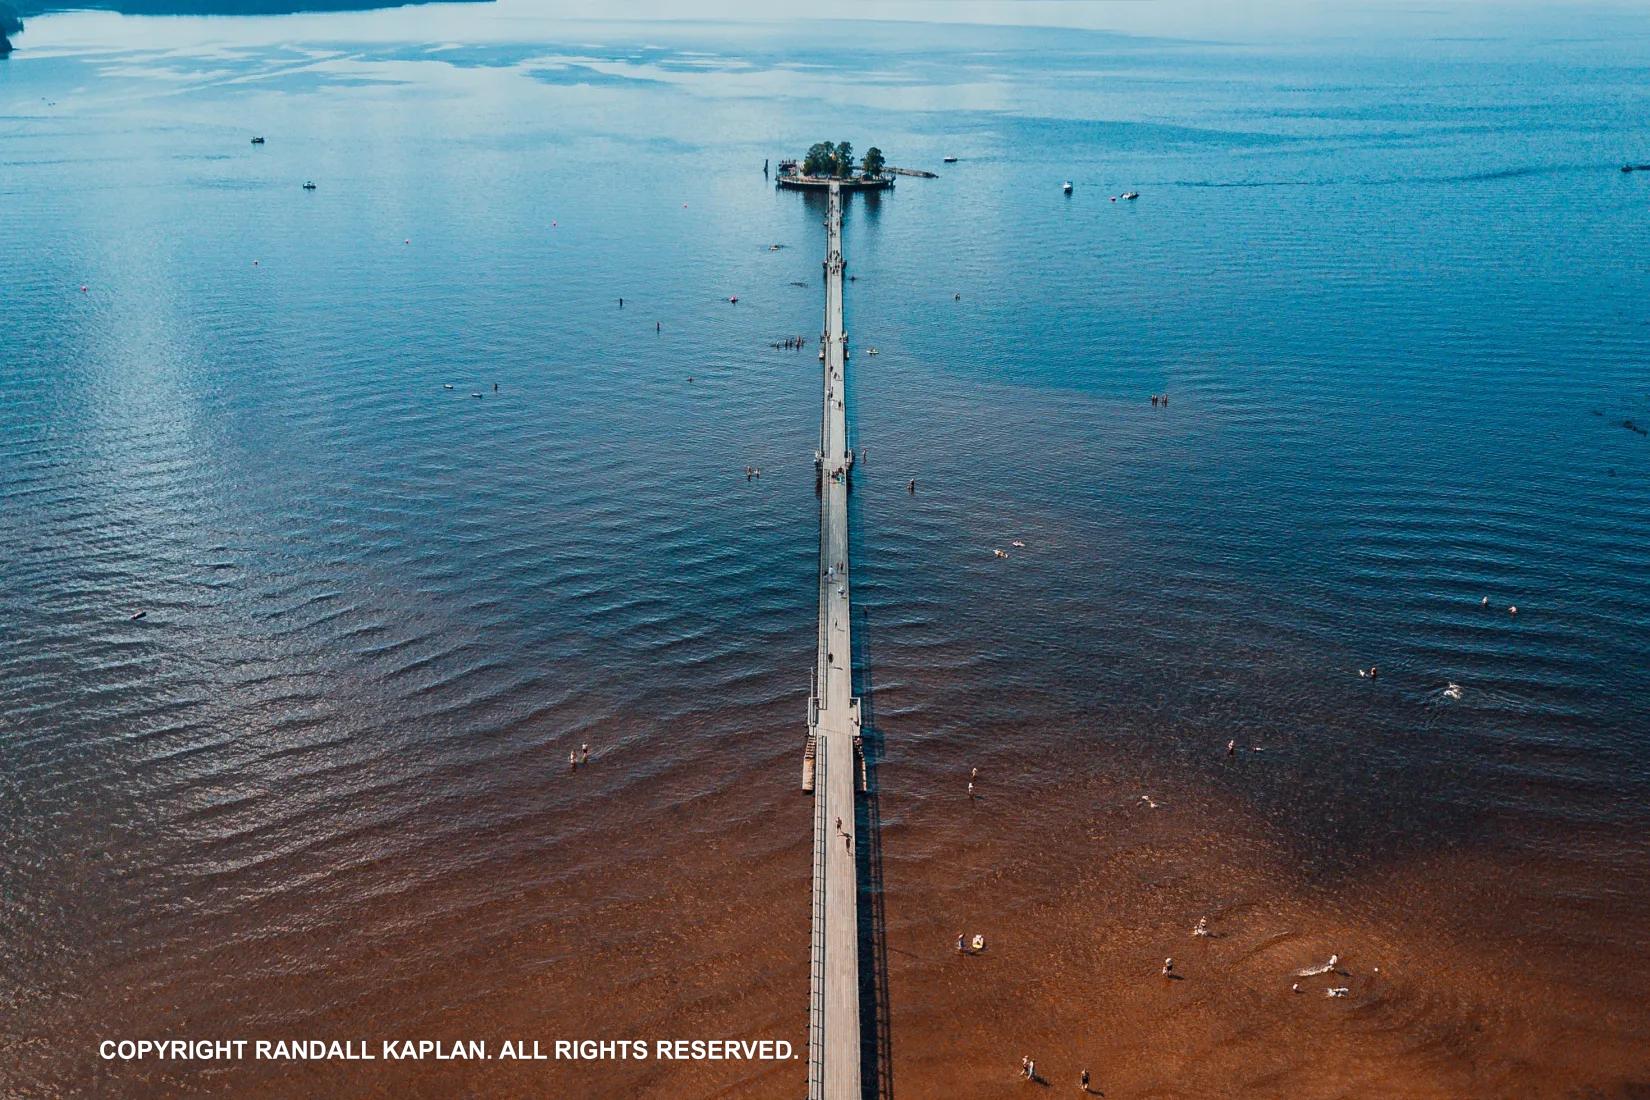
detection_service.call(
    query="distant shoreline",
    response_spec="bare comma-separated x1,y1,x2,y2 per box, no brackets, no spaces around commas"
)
10,0,485,17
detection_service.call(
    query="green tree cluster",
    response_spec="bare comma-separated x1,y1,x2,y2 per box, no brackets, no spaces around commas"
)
802,140,875,179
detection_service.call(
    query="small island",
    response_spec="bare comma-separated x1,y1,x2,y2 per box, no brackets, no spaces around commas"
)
777,141,892,191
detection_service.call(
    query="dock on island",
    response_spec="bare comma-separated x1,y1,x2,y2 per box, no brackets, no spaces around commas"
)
778,172,893,192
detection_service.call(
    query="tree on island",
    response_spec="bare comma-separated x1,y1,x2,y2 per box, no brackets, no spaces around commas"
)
802,140,871,179
802,141,836,177
861,146,886,178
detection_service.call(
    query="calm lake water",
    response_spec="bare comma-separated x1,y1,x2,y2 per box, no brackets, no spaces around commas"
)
4,3,1650,1096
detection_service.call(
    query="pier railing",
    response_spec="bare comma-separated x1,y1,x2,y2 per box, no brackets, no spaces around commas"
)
807,740,828,1100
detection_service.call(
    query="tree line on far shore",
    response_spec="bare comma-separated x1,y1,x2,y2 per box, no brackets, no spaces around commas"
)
801,142,887,179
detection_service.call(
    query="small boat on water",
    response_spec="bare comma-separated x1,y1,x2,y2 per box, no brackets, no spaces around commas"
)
250,136,265,145
1121,191,1140,200
302,180,317,190
1062,180,1073,194
1623,164,1650,173
943,156,958,163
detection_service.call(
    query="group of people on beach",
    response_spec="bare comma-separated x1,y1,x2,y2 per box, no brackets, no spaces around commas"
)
957,764,1104,1093
1018,1055,1096,1091
1018,1056,1094,1090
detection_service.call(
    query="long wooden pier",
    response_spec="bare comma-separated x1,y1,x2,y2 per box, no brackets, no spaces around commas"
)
804,180,864,1100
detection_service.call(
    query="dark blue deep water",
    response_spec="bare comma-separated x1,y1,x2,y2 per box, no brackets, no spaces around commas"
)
3,4,1649,1096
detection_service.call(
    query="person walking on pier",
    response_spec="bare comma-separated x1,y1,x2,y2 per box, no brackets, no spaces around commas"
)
957,932,966,954
1080,1068,1091,1092
1021,1056,1031,1079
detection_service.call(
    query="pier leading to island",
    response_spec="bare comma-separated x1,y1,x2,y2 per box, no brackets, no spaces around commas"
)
804,180,865,1100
